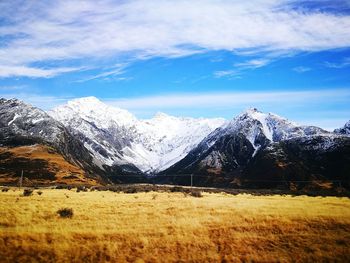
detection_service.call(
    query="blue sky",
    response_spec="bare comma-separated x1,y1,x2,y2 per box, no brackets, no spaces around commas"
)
0,0,350,130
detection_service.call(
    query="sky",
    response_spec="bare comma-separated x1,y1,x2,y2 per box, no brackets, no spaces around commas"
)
0,0,350,130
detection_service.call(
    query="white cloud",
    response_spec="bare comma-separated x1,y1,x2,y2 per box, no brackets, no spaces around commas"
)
104,88,350,110
234,59,271,69
1,0,350,77
293,66,311,73
75,63,128,82
324,57,350,68
214,70,241,79
0,65,82,78
215,58,271,78
0,85,26,91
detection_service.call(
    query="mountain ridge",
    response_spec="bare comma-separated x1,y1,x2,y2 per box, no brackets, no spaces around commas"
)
161,107,349,188
0,98,106,185
49,97,225,173
1,97,349,190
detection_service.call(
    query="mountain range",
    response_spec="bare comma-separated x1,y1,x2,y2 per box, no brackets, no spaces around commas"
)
0,97,349,190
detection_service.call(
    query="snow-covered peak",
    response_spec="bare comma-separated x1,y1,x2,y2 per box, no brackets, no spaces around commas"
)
226,108,320,142
153,112,171,119
345,121,350,130
0,98,64,146
69,96,101,105
334,120,350,135
50,97,137,129
244,107,259,114
199,108,330,158
48,98,225,173
238,107,290,125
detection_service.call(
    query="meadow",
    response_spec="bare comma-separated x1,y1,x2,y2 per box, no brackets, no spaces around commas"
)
0,187,349,262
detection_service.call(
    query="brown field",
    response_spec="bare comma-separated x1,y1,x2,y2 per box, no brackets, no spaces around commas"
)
0,188,350,262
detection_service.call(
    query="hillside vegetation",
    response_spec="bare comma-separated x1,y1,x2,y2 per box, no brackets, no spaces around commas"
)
0,188,349,262
0,145,99,186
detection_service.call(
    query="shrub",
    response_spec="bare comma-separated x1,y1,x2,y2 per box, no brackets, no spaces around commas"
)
57,208,73,218
124,187,137,194
76,186,88,192
55,185,73,190
23,189,33,196
1,187,10,192
37,190,43,195
170,186,185,193
190,191,203,198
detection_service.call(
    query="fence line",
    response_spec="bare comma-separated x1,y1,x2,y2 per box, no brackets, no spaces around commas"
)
110,174,345,184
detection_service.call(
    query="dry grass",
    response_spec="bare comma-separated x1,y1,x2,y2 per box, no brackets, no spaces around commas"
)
0,189,349,262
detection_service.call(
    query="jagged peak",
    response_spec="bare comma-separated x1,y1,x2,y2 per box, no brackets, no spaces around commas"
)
153,112,171,119
245,107,260,114
232,107,266,122
334,120,350,135
56,96,130,114
67,96,103,105
235,107,292,124
50,96,138,127
0,97,27,106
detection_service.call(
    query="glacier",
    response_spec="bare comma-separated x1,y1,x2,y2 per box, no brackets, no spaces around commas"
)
49,97,225,173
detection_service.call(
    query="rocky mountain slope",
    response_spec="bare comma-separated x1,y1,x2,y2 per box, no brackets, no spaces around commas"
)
1,97,349,190
244,135,350,189
49,97,225,174
161,108,350,189
0,144,98,186
0,98,104,185
335,121,350,135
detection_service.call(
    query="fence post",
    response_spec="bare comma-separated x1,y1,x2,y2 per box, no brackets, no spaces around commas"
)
19,170,23,189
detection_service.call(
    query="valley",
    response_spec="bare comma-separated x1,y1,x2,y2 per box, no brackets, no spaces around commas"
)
1,1,349,262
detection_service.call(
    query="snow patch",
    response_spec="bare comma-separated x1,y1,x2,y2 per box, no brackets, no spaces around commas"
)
8,113,20,125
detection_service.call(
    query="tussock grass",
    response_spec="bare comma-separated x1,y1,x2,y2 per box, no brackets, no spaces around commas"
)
57,208,73,218
189,191,203,198
0,189,349,262
22,188,33,196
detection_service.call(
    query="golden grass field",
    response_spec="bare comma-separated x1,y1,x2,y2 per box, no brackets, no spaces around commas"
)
0,188,350,262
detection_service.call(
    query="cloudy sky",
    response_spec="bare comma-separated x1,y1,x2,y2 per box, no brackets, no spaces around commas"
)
0,0,350,129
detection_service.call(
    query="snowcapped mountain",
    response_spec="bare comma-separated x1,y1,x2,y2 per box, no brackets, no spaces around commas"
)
0,98,66,146
162,108,347,185
0,98,105,184
178,107,329,161
49,97,225,173
2,97,349,189
335,120,350,135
